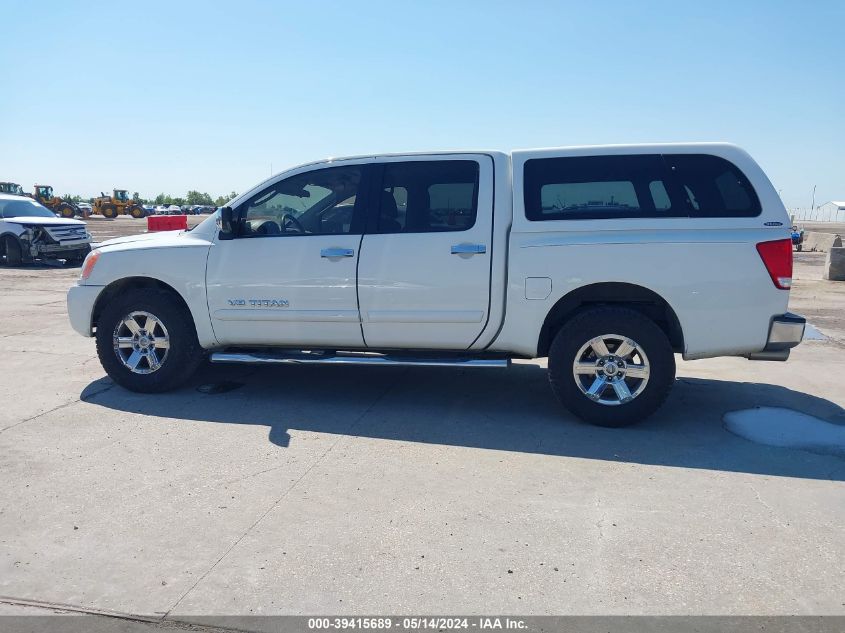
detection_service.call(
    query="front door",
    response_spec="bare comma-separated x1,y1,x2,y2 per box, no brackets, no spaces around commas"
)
206,163,367,348
357,155,494,349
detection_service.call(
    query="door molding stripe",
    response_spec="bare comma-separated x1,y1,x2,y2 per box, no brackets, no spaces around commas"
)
366,310,484,324
213,309,360,323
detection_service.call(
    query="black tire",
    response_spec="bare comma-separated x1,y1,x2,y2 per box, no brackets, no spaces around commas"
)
58,203,75,218
1,235,23,266
548,306,675,427
95,288,203,392
130,205,145,219
101,204,117,219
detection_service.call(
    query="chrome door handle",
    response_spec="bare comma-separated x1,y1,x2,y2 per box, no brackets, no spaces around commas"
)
321,247,355,258
451,243,486,255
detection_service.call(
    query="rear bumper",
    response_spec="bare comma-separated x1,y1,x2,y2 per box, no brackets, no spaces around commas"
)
747,312,806,361
67,284,103,337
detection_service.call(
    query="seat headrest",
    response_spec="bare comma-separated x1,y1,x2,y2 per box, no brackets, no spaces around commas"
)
380,191,398,219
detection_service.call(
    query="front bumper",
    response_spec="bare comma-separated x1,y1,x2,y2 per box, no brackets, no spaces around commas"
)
23,233,92,262
747,312,806,361
67,284,103,337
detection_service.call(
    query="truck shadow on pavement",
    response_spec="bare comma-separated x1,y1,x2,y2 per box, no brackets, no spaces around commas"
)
81,362,845,481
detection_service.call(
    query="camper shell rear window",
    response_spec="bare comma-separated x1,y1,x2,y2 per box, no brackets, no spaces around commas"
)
524,153,762,220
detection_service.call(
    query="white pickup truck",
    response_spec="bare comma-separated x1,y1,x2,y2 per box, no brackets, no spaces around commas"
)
67,144,805,426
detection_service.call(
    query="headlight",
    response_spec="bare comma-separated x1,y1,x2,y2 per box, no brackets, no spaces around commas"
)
80,250,101,281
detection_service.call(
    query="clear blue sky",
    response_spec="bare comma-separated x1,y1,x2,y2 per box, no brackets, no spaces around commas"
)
2,1,842,209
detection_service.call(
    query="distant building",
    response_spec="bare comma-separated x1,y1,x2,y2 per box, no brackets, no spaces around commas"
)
810,201,845,222
818,201,845,214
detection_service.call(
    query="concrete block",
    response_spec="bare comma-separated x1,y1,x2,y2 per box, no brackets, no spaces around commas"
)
804,231,843,253
824,247,845,281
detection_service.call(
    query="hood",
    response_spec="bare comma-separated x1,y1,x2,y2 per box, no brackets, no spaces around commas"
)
3,216,86,227
96,229,213,253
98,231,182,248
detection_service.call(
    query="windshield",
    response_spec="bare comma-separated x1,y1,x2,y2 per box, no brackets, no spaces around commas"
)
0,198,57,219
116,191,128,201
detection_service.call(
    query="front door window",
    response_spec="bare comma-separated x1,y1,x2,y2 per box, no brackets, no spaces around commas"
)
239,166,363,238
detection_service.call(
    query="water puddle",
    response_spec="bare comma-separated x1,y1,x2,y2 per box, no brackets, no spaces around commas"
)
724,407,845,457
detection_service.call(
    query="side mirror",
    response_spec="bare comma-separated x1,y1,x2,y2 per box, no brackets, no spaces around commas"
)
218,206,235,240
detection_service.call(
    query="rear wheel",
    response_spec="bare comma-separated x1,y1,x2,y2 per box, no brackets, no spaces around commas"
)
95,288,203,392
548,306,675,427
1,235,23,266
101,204,117,219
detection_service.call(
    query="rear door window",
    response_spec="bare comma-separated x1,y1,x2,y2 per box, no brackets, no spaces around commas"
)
375,160,479,233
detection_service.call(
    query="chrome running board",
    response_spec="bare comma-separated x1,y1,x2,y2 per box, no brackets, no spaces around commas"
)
210,350,510,369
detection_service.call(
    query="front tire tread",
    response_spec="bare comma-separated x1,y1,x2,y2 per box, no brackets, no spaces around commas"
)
95,288,203,393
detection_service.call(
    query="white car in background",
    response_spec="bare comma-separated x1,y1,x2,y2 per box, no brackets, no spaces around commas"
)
153,205,169,215
0,194,92,265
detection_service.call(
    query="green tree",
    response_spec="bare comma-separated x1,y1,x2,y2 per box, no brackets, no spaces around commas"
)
214,191,238,206
186,190,214,205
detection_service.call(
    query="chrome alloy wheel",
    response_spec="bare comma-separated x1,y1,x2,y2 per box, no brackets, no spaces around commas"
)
572,334,650,406
113,311,170,374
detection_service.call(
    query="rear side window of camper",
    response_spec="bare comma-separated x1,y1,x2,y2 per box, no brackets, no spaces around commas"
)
663,154,761,218
524,153,762,220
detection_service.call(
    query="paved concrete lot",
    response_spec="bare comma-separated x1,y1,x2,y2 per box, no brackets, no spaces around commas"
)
0,223,843,624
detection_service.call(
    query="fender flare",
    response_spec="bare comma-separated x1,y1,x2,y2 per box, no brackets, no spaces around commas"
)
536,281,686,357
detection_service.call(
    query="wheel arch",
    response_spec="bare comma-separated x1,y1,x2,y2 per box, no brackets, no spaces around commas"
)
1,230,23,243
537,282,685,357
0,231,27,262
91,276,195,333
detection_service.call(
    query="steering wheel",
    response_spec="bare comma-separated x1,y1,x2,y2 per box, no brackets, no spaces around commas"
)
281,213,305,234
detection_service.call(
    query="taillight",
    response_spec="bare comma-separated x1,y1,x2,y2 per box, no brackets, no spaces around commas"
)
756,239,792,289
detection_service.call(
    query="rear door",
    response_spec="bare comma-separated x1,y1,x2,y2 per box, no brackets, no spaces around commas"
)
357,155,494,349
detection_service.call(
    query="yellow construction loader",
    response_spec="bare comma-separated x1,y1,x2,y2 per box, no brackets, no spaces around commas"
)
92,190,146,218
33,185,78,218
0,182,27,196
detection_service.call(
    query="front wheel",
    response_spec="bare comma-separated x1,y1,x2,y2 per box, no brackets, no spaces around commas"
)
58,203,75,218
95,288,203,392
130,205,145,219
548,307,675,427
1,235,23,266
